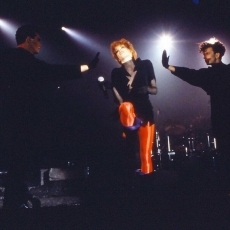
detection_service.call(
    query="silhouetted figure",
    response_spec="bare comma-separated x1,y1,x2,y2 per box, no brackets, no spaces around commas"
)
0,24,99,208
162,37,230,192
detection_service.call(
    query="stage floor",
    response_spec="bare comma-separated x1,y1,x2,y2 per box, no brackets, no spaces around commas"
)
0,166,230,229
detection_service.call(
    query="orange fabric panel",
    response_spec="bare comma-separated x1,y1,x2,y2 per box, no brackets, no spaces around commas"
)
138,123,155,174
119,102,135,127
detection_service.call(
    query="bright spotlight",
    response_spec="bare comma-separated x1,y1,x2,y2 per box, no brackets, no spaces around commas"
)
160,34,173,50
61,27,82,40
0,18,19,46
62,26,108,56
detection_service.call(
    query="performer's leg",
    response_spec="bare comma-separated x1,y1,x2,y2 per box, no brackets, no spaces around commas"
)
119,102,136,127
138,123,155,174
123,128,139,178
118,102,141,188
3,122,40,209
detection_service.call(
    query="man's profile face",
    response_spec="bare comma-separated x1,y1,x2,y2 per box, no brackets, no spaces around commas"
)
203,47,220,65
28,33,41,54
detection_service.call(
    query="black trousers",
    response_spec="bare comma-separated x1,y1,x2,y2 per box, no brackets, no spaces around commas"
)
1,119,43,207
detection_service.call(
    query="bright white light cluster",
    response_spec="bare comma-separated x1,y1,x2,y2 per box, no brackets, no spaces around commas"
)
206,37,219,44
160,34,173,50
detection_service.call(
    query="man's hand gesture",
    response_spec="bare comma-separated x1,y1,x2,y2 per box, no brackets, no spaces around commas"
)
162,50,169,69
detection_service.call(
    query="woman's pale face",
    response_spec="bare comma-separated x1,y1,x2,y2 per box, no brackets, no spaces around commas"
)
115,45,132,63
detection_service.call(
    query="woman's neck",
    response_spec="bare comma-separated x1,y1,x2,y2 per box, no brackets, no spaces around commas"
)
123,59,135,74
121,56,132,64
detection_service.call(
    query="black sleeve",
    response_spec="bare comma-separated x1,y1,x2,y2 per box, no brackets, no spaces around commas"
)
32,59,82,81
146,60,156,84
1,48,83,82
172,66,209,89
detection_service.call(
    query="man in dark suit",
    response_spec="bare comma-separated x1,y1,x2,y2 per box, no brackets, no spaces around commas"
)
0,24,99,208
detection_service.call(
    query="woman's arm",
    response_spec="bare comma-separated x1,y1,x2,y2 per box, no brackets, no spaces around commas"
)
113,87,123,104
148,79,157,95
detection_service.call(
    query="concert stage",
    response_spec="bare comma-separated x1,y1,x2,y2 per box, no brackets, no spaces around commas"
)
0,161,230,229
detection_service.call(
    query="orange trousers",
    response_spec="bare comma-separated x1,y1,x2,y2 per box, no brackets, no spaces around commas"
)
138,122,155,174
119,102,155,174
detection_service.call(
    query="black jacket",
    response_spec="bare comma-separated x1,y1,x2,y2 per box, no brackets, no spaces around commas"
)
172,63,230,137
0,48,82,122
111,58,156,124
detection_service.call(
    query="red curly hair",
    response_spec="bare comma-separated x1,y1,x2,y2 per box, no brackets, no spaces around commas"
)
110,38,137,64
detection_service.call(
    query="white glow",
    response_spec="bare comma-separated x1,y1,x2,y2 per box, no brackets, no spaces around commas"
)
0,18,19,45
167,136,171,152
62,27,83,41
61,27,108,56
160,34,173,50
206,37,219,44
207,135,210,147
214,138,217,149
98,76,104,82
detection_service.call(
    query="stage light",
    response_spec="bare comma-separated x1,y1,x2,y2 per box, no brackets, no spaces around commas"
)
61,27,82,40
0,18,19,46
61,26,108,56
159,34,173,50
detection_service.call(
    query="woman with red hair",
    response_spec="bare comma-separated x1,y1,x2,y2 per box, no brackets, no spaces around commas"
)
110,38,157,184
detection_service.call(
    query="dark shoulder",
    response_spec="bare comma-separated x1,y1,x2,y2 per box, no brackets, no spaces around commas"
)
210,62,230,71
111,66,122,76
0,48,17,56
1,48,32,59
220,63,230,73
135,58,152,66
111,66,124,85
0,48,18,63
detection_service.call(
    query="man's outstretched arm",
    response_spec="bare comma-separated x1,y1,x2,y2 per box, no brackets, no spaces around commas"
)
81,52,100,72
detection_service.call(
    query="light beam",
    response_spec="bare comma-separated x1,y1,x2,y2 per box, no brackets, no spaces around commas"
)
61,26,108,56
0,18,20,46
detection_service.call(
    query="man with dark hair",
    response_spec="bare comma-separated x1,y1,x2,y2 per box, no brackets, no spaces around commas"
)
162,37,230,193
15,24,41,46
0,24,99,208
199,38,226,59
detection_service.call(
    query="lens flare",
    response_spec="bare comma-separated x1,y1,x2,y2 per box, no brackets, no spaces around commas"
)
160,34,173,50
